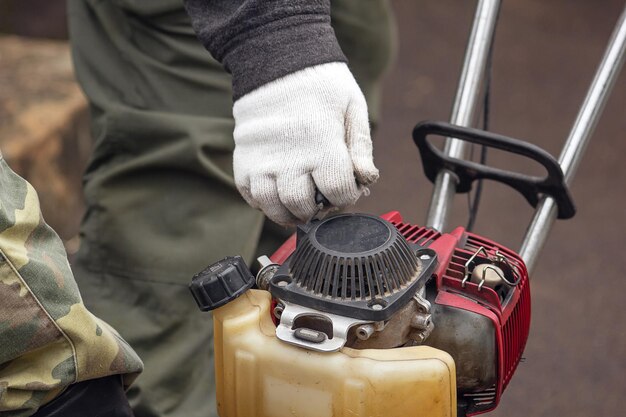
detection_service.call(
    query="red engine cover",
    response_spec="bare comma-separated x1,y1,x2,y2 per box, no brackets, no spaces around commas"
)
270,211,531,416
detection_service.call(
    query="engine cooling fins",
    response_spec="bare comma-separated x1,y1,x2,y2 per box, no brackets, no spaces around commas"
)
268,214,437,321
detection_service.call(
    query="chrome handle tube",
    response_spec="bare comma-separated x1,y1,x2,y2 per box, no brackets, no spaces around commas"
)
520,6,626,273
426,0,502,231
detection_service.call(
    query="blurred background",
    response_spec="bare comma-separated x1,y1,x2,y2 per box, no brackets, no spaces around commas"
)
1,0,624,416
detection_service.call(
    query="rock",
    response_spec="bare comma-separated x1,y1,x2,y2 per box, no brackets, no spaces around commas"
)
0,35,90,242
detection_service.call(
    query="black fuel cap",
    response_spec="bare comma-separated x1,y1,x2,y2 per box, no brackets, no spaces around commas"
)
189,256,254,311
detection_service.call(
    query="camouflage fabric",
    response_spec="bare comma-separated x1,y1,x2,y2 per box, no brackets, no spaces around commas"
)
0,153,143,417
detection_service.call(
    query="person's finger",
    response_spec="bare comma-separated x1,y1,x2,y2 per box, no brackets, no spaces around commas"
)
345,95,379,186
277,173,317,222
250,175,299,226
312,146,361,208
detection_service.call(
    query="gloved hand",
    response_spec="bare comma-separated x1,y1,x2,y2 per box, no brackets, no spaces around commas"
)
233,62,378,226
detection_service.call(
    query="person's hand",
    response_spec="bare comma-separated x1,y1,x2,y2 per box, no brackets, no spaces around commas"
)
233,62,378,226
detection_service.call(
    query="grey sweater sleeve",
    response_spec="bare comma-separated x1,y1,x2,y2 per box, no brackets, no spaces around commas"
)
183,0,347,100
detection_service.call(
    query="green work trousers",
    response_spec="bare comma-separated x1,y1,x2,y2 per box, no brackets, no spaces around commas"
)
67,1,395,416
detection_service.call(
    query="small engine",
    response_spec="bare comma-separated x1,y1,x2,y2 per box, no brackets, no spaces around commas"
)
265,213,438,353
191,210,530,417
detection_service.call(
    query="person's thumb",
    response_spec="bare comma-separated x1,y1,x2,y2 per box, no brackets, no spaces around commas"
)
345,95,379,186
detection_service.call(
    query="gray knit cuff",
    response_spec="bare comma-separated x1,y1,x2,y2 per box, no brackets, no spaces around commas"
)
223,18,347,101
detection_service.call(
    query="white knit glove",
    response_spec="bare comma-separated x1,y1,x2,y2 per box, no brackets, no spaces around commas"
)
233,62,378,226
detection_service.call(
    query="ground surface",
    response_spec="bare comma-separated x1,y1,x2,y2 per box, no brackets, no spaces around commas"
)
1,0,624,416
354,1,625,416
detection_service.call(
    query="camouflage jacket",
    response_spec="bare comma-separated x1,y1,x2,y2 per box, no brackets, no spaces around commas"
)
0,154,143,416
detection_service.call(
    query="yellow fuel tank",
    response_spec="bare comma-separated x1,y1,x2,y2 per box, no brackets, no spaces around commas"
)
212,290,457,417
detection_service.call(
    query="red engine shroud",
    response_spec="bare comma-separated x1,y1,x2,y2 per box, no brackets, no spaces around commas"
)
270,211,531,415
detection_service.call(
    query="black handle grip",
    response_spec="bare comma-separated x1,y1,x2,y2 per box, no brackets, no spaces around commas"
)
315,189,331,208
412,121,575,219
